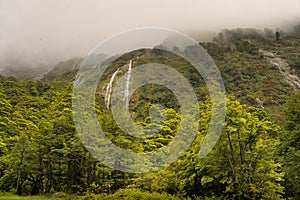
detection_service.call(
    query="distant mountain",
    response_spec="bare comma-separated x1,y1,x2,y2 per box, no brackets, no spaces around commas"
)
34,53,110,82
0,64,48,80
35,57,83,81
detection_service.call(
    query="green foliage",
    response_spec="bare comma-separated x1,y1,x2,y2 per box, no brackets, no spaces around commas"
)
281,92,300,199
135,97,285,200
87,188,186,200
0,27,300,199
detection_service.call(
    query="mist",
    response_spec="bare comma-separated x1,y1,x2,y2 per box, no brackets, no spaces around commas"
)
1,0,300,70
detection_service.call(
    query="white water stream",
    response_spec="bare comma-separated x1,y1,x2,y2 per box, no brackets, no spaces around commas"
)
124,60,132,116
105,68,120,108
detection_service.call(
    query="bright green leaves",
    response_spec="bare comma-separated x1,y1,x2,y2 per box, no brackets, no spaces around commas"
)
149,96,285,199
0,71,296,199
281,92,300,198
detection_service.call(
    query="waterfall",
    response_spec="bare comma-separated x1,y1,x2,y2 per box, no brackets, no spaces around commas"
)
73,74,81,86
105,68,120,108
104,60,132,111
124,60,132,116
74,74,83,86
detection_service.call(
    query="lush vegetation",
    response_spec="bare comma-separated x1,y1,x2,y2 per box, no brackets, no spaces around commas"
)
0,27,299,199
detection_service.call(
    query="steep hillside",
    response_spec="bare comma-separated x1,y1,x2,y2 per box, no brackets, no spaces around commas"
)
0,65,48,80
39,29,300,100
202,29,300,120
1,29,299,123
35,57,83,81
77,30,300,122
0,28,299,199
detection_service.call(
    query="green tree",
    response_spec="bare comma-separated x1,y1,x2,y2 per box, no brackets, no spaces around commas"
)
151,97,284,199
282,92,300,199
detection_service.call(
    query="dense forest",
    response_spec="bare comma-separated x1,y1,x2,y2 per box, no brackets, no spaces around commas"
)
0,27,299,200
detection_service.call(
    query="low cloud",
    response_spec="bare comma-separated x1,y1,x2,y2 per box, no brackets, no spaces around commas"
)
0,0,300,69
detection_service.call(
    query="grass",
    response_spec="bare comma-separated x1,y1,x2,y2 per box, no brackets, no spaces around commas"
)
0,192,68,200
0,189,187,200
0,195,51,200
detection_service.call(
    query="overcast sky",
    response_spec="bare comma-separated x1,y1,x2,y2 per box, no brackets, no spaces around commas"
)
1,0,300,69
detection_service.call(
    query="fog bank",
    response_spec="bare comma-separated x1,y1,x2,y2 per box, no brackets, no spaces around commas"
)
1,0,300,69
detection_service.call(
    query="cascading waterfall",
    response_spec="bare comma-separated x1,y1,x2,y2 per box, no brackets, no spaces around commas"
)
73,74,82,86
105,68,120,108
73,74,86,87
104,60,133,112
124,60,132,116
